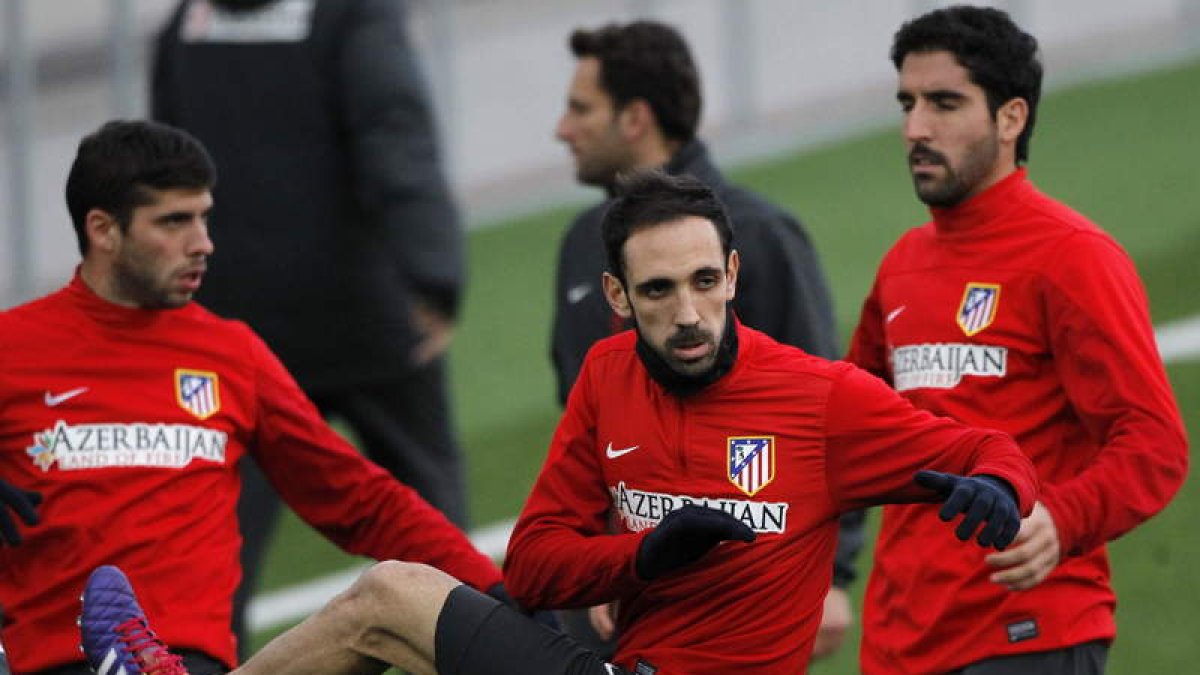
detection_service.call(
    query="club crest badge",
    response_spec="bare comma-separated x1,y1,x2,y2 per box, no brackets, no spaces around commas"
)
728,436,775,497
176,369,220,420
956,283,1001,336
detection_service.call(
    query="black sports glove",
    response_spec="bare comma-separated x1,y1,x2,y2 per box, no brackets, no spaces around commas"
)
914,470,1020,550
487,583,560,631
0,479,42,546
636,505,756,581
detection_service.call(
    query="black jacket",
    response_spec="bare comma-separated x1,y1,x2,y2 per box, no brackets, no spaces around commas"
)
153,0,463,390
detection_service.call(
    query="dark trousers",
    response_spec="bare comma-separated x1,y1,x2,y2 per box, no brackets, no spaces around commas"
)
436,586,627,675
951,641,1109,675
232,356,468,658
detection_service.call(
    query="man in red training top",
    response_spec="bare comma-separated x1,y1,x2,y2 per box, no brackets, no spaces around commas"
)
0,119,504,674
849,6,1189,674
80,169,1038,675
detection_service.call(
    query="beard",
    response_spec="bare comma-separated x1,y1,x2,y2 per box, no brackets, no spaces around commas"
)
909,134,1000,207
112,249,183,309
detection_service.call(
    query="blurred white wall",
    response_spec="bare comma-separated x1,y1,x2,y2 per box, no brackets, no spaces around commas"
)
2,0,1198,305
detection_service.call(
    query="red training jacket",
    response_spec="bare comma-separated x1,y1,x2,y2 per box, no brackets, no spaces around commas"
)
0,274,501,673
506,322,1036,674
849,168,1188,674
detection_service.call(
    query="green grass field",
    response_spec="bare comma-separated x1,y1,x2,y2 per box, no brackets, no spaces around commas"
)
253,57,1200,672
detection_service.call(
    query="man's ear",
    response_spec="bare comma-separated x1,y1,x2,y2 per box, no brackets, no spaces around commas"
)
602,271,632,319
617,98,655,142
726,249,740,302
997,97,1028,147
85,208,122,254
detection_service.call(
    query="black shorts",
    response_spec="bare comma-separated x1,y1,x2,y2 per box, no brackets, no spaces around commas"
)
434,585,630,675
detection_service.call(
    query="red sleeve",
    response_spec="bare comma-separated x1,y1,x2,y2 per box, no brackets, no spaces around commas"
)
1038,233,1188,555
503,356,646,609
245,331,501,591
846,274,890,380
824,364,1037,515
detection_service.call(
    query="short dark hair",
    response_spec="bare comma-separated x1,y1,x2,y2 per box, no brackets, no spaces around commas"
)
891,5,1042,163
65,119,216,254
569,20,701,143
601,170,732,284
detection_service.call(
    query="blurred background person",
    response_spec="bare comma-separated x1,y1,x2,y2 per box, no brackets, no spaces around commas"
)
549,19,862,660
151,0,468,657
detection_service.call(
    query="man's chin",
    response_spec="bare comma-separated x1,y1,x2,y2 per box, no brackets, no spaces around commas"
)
667,355,718,378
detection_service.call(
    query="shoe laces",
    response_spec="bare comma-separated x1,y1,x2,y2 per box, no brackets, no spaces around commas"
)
116,618,188,675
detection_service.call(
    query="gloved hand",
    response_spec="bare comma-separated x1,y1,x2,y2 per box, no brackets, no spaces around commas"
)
636,505,756,581
914,470,1020,550
487,583,560,631
0,479,42,546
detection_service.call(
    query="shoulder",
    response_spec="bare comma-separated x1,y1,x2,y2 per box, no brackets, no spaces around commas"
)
738,325,844,380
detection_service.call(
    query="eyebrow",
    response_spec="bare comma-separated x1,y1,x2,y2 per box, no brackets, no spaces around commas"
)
897,88,968,104
632,265,723,294
153,207,211,224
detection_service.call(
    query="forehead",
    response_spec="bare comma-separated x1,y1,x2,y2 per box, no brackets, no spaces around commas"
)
570,57,609,98
898,50,979,94
133,187,213,214
622,215,725,283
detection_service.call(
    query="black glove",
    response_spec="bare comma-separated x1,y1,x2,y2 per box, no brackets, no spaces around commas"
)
914,470,1020,550
636,505,756,581
0,480,42,546
487,583,560,631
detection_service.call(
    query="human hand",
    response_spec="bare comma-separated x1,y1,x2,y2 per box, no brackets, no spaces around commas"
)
588,603,616,641
635,505,756,580
985,502,1062,591
0,479,42,546
913,470,1020,550
409,301,455,366
811,586,853,660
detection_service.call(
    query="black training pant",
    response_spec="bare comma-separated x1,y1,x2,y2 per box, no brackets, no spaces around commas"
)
435,586,629,675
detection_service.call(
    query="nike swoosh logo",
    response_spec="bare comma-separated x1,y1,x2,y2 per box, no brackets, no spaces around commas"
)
567,283,593,305
886,305,907,324
605,442,640,459
45,387,89,407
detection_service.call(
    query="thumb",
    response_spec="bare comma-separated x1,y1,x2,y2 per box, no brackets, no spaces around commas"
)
914,470,956,494
713,512,756,543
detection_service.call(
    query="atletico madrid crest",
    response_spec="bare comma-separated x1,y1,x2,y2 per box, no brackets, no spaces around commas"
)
728,436,775,497
956,283,1001,336
176,369,221,420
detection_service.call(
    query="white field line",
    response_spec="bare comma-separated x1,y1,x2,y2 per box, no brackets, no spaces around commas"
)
248,518,515,632
248,314,1200,633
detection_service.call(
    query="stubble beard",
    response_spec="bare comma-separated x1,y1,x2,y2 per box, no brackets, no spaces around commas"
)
911,134,1000,208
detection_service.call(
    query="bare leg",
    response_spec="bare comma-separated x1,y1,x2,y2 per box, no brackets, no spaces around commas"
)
234,561,459,675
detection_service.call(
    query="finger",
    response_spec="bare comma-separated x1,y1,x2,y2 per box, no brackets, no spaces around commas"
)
0,515,20,546
985,541,1033,568
994,513,1022,550
914,470,954,494
955,489,994,541
12,490,41,526
990,561,1038,587
976,506,1009,549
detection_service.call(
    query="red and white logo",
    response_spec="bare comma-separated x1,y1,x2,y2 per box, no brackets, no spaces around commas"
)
176,369,220,420
728,436,775,497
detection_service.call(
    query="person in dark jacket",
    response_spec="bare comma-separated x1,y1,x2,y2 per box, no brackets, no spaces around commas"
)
151,0,468,656
550,20,863,660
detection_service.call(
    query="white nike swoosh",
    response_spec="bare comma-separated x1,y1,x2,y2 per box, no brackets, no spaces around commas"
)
567,283,593,305
44,387,89,407
605,442,640,459
886,305,907,324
